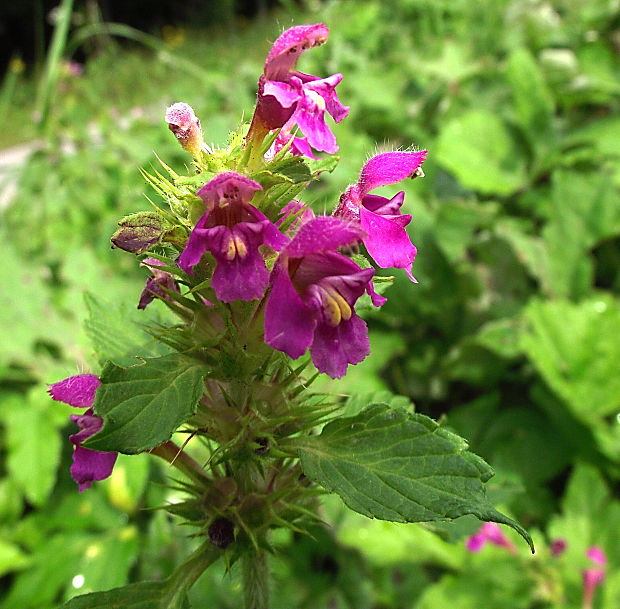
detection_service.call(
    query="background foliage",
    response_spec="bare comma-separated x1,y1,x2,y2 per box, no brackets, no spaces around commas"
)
1,0,620,607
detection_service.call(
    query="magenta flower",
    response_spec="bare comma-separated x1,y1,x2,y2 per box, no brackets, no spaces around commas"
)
165,102,204,157
253,24,349,154
267,129,317,160
138,257,180,310
178,172,287,302
583,546,607,609
48,375,117,492
550,538,568,557
333,151,427,280
466,522,517,554
264,216,385,378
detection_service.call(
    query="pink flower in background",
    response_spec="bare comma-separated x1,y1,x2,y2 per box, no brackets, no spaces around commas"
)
583,546,607,609
466,522,517,554
178,172,287,302
253,24,349,154
264,216,384,378
48,375,117,492
334,151,427,280
549,538,567,557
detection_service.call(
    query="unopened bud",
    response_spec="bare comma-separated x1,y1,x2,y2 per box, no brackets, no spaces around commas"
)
111,211,168,254
165,102,204,158
208,517,235,549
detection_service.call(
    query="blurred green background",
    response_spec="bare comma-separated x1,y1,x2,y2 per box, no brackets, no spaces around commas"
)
1,0,620,607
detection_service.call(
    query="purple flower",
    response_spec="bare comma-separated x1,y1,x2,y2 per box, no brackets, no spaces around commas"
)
583,546,607,609
48,375,117,492
178,172,288,302
550,538,568,557
267,129,318,160
165,102,204,157
333,151,427,281
252,24,349,154
264,216,385,378
138,257,180,309
466,522,517,554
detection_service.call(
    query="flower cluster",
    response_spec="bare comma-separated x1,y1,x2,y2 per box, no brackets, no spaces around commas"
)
49,22,427,491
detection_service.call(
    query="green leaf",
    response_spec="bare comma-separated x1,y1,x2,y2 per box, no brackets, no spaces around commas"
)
522,298,620,418
306,155,340,176
297,404,532,550
60,581,190,609
86,353,209,453
5,392,61,506
84,292,171,367
505,48,555,146
435,110,527,196
0,538,31,576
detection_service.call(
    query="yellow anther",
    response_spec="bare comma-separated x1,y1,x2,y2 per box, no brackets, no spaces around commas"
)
323,294,342,327
233,235,247,258
225,238,236,260
225,236,247,260
322,286,352,326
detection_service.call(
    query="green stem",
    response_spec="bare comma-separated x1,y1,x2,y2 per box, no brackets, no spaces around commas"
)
164,541,221,607
36,0,75,136
150,441,209,486
242,548,270,609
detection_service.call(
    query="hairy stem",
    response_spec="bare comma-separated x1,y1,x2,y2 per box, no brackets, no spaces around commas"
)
165,541,221,606
150,440,209,486
242,548,269,609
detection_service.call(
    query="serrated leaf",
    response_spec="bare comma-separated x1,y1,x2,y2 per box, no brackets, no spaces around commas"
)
297,404,532,549
60,580,190,609
86,353,209,453
307,155,340,175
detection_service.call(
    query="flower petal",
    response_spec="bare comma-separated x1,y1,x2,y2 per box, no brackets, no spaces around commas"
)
358,151,428,196
284,217,365,258
178,213,211,273
48,374,100,408
362,191,406,215
265,262,316,358
70,445,118,493
262,80,301,109
196,172,262,209
264,24,329,81
360,207,417,281
310,314,370,378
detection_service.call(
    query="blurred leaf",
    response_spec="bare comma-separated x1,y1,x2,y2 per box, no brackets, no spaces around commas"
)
84,292,171,367
297,404,532,549
86,354,209,453
60,580,190,609
4,392,61,506
63,528,140,600
3,534,88,609
505,48,555,149
105,453,151,514
0,538,31,576
522,298,620,418
435,110,527,196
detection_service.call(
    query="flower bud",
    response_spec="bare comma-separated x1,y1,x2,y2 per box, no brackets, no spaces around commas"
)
165,102,204,158
208,517,235,549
